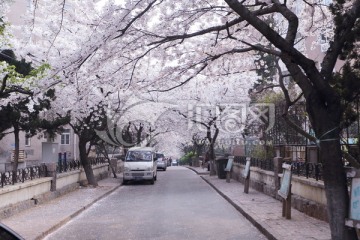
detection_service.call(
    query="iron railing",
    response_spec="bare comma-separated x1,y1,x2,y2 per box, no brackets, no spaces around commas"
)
234,156,322,181
0,165,47,188
234,156,274,171
234,156,247,165
252,158,274,171
57,160,81,173
89,157,106,165
57,157,107,173
285,160,323,181
0,157,108,187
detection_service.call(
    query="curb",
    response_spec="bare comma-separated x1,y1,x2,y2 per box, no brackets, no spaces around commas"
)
200,176,277,240
35,182,122,240
186,166,209,175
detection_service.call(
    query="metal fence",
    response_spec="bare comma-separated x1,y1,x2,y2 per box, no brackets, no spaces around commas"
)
89,157,107,165
0,157,108,188
57,160,81,173
0,165,47,188
234,156,323,181
234,156,274,171
284,160,323,181
56,157,107,173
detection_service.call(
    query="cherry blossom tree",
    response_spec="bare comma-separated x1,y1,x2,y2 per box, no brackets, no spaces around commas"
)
118,1,359,239
9,0,166,185
10,0,360,238
0,10,69,173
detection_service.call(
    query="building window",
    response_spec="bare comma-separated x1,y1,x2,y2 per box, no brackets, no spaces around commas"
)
25,137,31,147
61,129,71,145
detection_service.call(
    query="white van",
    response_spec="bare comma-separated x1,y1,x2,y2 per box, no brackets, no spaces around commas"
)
123,147,157,184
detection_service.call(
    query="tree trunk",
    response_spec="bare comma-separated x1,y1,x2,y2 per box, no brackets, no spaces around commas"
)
79,137,98,187
308,100,357,240
12,124,20,173
97,143,117,178
209,143,216,176
320,139,356,240
108,158,118,178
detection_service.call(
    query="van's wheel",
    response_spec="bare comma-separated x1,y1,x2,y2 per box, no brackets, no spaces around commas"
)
154,174,157,181
150,178,155,184
123,180,127,185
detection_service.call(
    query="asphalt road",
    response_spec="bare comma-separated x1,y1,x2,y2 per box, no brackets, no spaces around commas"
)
44,166,267,240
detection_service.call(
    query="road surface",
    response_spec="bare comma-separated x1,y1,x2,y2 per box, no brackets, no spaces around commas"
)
44,166,267,240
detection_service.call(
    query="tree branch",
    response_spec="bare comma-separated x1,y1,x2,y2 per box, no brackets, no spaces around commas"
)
321,0,360,80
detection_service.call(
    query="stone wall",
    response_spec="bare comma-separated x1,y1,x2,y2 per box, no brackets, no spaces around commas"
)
232,160,329,222
0,163,109,219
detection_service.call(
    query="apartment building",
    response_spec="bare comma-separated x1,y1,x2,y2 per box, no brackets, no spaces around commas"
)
0,1,80,171
0,127,79,171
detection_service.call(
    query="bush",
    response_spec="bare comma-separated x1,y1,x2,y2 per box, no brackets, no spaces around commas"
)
249,144,274,159
180,151,195,165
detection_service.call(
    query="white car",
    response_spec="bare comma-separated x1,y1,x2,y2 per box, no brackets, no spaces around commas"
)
156,153,167,171
123,147,157,184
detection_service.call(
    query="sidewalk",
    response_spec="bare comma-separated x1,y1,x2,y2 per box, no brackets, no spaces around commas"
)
188,166,331,240
2,177,122,240
2,167,331,240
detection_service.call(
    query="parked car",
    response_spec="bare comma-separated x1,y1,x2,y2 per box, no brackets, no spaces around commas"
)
156,153,167,171
0,223,25,240
171,159,178,166
123,147,157,184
